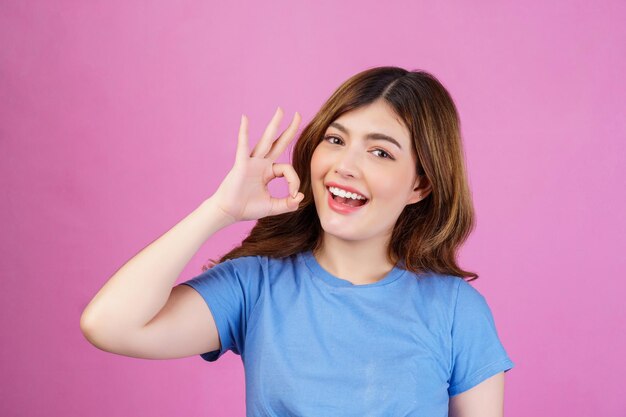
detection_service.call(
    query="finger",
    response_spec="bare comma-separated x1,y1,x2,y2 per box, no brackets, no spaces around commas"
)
235,114,249,162
266,111,302,161
272,163,302,198
251,107,283,158
269,192,305,216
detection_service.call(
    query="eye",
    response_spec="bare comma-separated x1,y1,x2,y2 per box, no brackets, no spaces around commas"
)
372,149,393,160
323,135,343,145
322,135,395,160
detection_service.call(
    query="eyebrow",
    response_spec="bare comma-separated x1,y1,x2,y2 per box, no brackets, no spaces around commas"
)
328,122,403,150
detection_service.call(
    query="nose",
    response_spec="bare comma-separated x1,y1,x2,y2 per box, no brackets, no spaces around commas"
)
333,146,362,178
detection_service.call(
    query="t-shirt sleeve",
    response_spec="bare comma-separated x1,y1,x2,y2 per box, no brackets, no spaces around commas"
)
176,255,263,363
448,279,515,397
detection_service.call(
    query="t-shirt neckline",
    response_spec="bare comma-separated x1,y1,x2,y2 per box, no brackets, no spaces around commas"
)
300,250,406,288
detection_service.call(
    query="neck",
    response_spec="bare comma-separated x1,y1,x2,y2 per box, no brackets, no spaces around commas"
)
313,233,397,285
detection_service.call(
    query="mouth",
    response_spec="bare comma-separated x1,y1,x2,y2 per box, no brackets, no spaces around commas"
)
326,186,369,213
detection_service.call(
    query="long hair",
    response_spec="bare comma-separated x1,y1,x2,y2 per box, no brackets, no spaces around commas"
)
203,66,478,282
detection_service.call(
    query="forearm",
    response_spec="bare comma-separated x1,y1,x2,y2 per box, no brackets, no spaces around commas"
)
80,196,234,337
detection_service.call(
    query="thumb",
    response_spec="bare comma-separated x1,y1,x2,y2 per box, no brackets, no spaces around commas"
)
270,192,304,215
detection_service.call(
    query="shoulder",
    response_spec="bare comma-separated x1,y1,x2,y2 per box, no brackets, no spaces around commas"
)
206,255,264,278
414,273,487,308
191,255,268,291
397,272,466,328
410,271,466,304
220,252,301,283
404,272,495,333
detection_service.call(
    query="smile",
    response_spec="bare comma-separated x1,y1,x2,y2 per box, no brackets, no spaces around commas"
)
326,186,369,214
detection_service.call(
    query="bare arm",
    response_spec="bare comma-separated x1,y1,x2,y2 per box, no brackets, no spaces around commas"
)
79,197,235,351
448,372,506,417
79,108,304,358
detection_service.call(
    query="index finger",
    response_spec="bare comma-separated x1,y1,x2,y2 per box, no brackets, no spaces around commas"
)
266,111,302,161
235,114,250,163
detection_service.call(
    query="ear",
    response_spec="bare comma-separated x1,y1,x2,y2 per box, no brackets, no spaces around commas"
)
406,175,432,205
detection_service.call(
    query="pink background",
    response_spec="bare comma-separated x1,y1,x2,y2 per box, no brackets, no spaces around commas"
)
2,1,625,416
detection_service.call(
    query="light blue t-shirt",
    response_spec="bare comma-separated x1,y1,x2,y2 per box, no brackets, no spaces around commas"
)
179,250,514,416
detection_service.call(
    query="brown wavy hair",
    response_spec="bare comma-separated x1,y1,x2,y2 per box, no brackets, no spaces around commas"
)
203,66,478,282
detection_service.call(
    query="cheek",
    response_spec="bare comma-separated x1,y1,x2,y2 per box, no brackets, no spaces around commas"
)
310,148,326,178
373,171,412,202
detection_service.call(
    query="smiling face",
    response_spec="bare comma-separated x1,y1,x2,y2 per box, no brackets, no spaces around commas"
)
310,99,424,247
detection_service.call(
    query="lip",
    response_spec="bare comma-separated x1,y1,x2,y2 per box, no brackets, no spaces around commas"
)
325,182,368,199
326,187,368,214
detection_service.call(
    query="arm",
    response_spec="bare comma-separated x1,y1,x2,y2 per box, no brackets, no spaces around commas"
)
448,372,505,417
79,197,235,352
80,108,303,357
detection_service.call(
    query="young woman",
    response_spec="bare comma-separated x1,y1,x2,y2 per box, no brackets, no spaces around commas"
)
81,66,515,416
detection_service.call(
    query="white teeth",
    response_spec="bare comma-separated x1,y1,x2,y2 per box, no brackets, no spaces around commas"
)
328,186,366,200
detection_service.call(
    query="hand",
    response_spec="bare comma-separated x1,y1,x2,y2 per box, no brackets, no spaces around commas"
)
210,107,304,223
